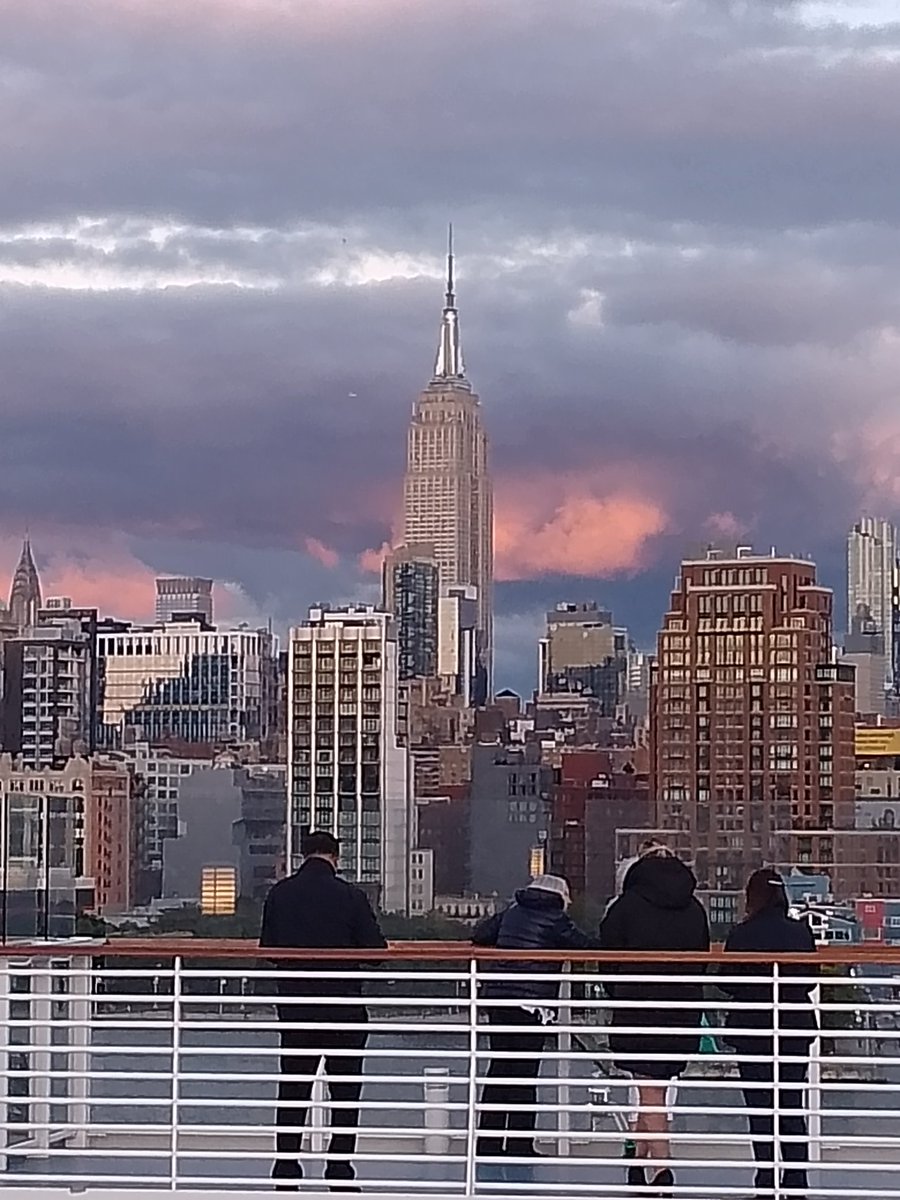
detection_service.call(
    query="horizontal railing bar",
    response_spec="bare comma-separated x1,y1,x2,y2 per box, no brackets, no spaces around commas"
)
2,937,897,961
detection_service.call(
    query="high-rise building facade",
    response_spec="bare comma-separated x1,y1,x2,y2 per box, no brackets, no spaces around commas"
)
8,536,42,632
401,232,493,691
652,548,855,893
843,604,888,716
162,763,285,905
382,544,440,680
538,602,629,717
467,742,551,901
287,606,412,913
848,516,897,691
95,617,275,749
155,577,214,626
86,757,135,915
0,754,93,938
2,621,94,768
102,741,217,904
438,585,478,706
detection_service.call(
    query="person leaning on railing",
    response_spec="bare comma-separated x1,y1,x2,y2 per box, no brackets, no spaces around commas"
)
598,845,711,1196
259,830,387,1193
470,874,600,1182
720,868,818,1200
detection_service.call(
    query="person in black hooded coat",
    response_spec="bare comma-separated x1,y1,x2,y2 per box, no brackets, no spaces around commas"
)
721,868,818,1200
599,847,710,1192
471,874,597,1168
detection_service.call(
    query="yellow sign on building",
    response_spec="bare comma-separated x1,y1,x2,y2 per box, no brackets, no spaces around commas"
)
855,727,900,757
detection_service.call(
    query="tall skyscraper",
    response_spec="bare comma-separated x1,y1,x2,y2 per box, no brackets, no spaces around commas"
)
382,544,440,680
651,548,855,894
848,516,897,691
842,604,888,716
401,229,493,692
287,606,412,913
8,535,42,632
155,577,214,626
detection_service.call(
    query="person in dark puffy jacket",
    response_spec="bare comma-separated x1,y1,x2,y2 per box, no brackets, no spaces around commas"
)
471,874,597,1169
721,868,818,1200
600,846,710,1194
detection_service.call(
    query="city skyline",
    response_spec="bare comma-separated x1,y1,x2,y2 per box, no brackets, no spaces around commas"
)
3,1,900,694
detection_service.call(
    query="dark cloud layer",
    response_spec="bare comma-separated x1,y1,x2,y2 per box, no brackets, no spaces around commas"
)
2,0,900,692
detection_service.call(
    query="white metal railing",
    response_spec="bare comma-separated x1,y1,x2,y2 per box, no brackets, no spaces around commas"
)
0,941,897,1198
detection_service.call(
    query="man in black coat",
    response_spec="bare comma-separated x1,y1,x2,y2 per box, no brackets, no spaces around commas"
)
260,830,387,1191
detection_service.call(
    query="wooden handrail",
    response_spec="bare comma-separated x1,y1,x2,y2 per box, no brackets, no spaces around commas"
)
0,938,893,964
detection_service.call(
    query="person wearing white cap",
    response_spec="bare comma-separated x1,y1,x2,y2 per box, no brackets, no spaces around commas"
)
471,873,597,1181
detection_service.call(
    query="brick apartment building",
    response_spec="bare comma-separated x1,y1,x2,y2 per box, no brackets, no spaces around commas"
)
651,549,855,894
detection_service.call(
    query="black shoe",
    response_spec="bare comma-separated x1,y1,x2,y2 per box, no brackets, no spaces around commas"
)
754,1167,775,1196
325,1163,360,1192
782,1168,807,1198
627,1163,646,1186
272,1160,302,1191
650,1167,674,1196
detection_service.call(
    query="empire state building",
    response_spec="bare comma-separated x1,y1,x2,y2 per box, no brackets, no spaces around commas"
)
401,231,494,689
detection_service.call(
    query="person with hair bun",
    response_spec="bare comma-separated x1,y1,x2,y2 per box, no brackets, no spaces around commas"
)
721,868,818,1200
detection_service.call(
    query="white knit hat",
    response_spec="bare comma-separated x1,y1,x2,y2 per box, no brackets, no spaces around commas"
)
529,874,571,906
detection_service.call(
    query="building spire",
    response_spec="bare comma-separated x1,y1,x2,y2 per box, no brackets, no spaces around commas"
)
9,533,42,631
433,224,466,382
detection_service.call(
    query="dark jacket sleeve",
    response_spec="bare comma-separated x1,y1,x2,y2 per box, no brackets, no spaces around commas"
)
259,889,279,948
597,895,630,996
350,887,388,949
553,913,601,951
471,910,503,947
696,901,711,951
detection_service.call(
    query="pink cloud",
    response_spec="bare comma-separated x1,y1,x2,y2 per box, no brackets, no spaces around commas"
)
304,536,340,568
358,542,391,574
495,488,669,582
41,553,156,622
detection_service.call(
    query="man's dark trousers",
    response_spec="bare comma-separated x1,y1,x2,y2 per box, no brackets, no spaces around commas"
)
276,1004,368,1175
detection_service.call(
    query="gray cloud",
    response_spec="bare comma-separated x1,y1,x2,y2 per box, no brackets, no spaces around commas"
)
1,0,899,690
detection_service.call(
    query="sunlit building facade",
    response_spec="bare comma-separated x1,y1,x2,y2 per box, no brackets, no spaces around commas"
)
95,618,275,749
287,606,412,913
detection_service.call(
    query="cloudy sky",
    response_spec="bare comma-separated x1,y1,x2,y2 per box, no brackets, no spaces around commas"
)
3,0,900,692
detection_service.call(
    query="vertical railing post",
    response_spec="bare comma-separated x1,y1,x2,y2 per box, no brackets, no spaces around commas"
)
557,960,572,1159
808,980,821,1167
169,956,182,1190
772,961,782,1200
464,954,479,1196
0,954,9,1173
32,961,51,1152
68,955,91,1151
